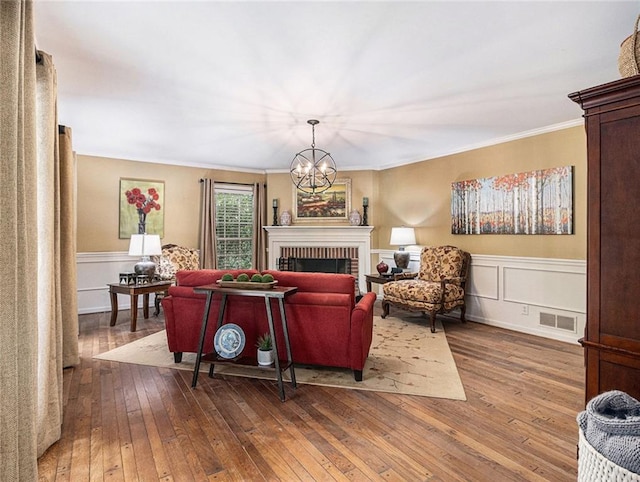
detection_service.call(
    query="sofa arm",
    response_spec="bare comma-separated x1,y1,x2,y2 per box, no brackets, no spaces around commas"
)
349,291,376,376
353,291,376,317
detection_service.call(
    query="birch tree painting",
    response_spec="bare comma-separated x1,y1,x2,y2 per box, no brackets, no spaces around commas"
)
451,166,573,235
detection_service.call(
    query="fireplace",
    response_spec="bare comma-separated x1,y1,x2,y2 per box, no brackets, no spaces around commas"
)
263,226,374,293
280,257,352,274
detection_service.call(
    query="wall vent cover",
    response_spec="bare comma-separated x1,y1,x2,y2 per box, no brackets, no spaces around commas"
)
539,312,576,332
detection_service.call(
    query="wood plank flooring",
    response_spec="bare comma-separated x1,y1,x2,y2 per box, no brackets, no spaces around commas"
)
38,304,584,481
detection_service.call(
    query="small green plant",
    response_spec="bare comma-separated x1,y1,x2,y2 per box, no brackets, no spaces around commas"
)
255,333,273,351
236,273,250,282
251,273,263,282
221,273,234,281
261,273,274,283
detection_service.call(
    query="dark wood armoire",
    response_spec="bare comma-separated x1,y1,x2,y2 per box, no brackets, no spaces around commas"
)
569,76,640,404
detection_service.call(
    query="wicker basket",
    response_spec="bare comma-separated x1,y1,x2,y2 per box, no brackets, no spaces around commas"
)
578,429,640,481
619,15,640,77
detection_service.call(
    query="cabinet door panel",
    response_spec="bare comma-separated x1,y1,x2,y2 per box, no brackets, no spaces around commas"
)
599,116,640,342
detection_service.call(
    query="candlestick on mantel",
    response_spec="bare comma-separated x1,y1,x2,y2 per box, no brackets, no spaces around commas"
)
272,199,279,225
362,198,369,226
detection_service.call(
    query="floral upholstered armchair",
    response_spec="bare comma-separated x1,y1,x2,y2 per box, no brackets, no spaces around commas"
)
151,244,200,314
381,245,471,333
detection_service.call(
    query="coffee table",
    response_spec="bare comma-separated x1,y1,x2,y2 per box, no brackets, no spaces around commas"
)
108,281,172,332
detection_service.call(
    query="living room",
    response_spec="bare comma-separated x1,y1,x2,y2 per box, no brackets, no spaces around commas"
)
4,1,640,480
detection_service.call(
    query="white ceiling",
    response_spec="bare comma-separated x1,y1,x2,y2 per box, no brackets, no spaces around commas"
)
34,1,638,173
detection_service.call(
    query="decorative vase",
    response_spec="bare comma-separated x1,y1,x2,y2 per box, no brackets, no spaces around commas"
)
349,209,362,226
138,211,146,234
257,348,275,366
280,210,292,226
376,260,389,275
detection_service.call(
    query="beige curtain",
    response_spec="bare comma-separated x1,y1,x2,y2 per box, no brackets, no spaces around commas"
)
35,50,80,457
0,1,39,480
59,126,79,369
199,178,217,269
253,183,268,271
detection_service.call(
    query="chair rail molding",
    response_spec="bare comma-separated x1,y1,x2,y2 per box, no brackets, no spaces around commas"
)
78,249,586,343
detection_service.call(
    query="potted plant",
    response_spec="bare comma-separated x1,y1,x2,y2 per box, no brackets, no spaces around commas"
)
256,333,275,366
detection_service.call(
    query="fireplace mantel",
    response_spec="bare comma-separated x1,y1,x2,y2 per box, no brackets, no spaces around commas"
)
264,226,374,291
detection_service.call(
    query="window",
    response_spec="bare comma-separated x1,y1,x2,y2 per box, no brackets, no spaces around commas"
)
215,184,254,269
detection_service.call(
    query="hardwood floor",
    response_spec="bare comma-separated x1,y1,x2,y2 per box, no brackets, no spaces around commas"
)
38,304,584,481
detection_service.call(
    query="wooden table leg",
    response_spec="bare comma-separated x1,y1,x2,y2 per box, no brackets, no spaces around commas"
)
366,280,372,292
192,292,219,388
143,293,150,319
265,297,285,401
130,294,139,332
279,297,296,389
109,289,118,326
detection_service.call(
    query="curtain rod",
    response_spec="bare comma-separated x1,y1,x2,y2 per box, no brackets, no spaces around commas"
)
199,179,266,188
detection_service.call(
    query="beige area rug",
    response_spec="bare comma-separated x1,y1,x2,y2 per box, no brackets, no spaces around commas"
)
94,315,466,400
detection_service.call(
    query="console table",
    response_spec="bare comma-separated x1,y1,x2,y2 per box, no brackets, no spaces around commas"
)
108,281,172,332
191,284,298,401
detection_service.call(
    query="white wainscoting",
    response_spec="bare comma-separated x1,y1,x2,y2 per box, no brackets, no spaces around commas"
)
78,250,586,344
371,250,586,344
77,251,142,314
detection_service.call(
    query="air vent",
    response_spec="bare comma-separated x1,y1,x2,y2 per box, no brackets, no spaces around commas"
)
540,312,556,328
539,312,576,332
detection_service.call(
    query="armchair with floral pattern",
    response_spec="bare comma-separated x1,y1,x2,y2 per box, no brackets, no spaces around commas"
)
151,244,200,314
381,245,471,332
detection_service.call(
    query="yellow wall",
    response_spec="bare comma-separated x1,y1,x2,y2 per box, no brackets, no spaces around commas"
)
378,126,587,259
77,125,586,259
77,155,265,252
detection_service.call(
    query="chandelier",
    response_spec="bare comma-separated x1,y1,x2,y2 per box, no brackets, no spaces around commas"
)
289,119,337,194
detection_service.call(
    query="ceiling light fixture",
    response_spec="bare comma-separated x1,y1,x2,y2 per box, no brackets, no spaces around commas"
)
290,119,337,194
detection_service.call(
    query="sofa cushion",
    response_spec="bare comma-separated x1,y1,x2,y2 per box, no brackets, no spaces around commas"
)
263,270,355,307
383,279,464,304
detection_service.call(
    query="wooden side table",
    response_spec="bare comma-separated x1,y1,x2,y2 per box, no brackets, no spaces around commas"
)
191,284,298,402
364,273,395,292
108,281,172,332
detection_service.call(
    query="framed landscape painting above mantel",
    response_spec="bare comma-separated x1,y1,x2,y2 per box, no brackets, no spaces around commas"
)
293,178,351,223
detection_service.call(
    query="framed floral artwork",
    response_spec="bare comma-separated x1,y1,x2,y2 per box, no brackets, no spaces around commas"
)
119,178,165,238
292,178,351,223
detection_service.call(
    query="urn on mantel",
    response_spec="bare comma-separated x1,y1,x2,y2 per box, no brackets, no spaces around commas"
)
349,209,362,226
279,210,292,226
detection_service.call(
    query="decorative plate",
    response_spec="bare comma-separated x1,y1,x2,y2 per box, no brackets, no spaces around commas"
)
214,323,246,359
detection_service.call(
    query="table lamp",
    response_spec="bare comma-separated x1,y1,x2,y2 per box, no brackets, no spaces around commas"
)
390,227,416,270
128,234,162,277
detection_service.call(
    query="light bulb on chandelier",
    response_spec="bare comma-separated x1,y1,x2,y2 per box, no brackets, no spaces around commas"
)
290,119,337,194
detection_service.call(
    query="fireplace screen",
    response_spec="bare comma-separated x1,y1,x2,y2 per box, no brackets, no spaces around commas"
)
279,257,351,274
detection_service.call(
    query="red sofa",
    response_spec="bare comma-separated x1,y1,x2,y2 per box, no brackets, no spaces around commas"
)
161,269,377,381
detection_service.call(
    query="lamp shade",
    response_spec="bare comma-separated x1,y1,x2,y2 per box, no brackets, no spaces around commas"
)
389,227,416,247
128,234,162,256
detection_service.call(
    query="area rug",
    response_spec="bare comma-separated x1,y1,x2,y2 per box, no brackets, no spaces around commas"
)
94,315,466,400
